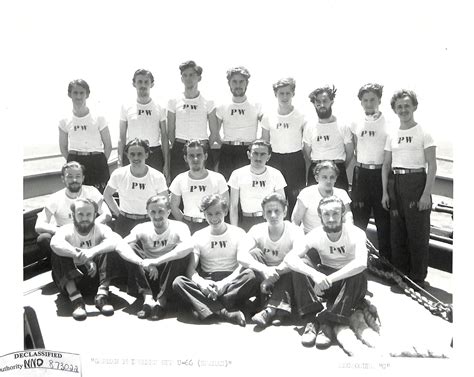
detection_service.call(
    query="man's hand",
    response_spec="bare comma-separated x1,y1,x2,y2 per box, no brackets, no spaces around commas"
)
311,272,331,295
261,266,279,283
147,265,159,281
141,259,154,269
418,192,432,211
381,192,390,211
75,249,89,265
213,280,227,297
198,280,218,300
81,248,96,261
86,261,97,277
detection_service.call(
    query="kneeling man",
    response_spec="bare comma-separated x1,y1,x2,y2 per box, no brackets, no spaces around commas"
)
173,194,259,326
285,196,367,348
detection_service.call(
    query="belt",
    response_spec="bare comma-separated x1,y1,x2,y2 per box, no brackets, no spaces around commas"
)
119,211,148,220
175,138,209,144
355,162,383,170
222,141,251,146
242,211,263,217
311,159,345,165
392,167,425,175
183,215,206,223
69,151,103,156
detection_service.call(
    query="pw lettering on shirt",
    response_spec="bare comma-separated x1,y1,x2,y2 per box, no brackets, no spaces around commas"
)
131,182,146,190
398,136,413,144
329,245,346,254
211,240,228,249
153,239,168,248
230,109,246,116
276,122,289,129
80,240,92,248
73,125,88,131
316,135,330,142
252,180,266,188
138,109,153,116
360,130,376,137
183,104,198,110
189,185,207,193
263,248,279,257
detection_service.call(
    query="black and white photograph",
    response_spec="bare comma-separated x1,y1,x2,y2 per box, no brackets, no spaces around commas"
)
2,0,469,375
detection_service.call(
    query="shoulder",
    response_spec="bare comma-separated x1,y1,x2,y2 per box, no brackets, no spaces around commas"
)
228,224,246,236
148,166,166,179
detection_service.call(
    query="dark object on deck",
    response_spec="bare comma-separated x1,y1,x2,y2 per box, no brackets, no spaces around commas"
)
24,306,45,349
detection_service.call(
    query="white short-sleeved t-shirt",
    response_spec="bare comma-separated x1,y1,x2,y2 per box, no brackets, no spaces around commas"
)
55,223,114,250
169,171,228,218
39,186,105,227
247,221,305,266
120,100,166,146
305,224,367,270
350,114,389,165
107,166,168,215
128,220,191,259
303,120,352,161
384,124,436,169
216,100,262,142
167,94,215,140
192,224,245,273
58,112,107,152
261,109,306,153
296,186,351,234
228,166,287,213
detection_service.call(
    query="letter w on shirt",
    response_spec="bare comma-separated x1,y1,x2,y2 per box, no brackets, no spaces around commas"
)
211,240,228,248
132,182,146,190
398,136,413,144
329,246,346,254
183,104,197,110
73,125,88,131
153,239,168,248
80,240,92,248
138,109,153,116
190,185,206,193
230,109,245,116
361,131,376,137
252,181,266,188
317,135,330,142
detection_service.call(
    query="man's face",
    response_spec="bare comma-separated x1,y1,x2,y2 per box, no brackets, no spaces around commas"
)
394,96,417,123
204,203,227,227
315,167,337,192
133,74,154,98
127,145,149,166
313,92,333,119
320,202,343,233
263,201,286,226
360,92,381,115
73,202,96,234
62,166,84,193
69,85,88,107
228,73,248,97
185,146,207,172
181,67,201,90
275,85,294,107
248,145,270,169
147,202,170,230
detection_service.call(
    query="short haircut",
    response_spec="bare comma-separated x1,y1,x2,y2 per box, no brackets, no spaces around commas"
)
272,77,296,95
312,160,340,178
248,139,272,155
68,79,90,98
124,138,150,154
61,161,85,177
70,198,98,215
183,139,209,157
317,196,345,217
358,83,383,100
132,69,155,84
261,192,288,210
308,85,337,103
200,194,229,213
390,89,419,111
146,194,171,210
226,66,251,81
179,60,203,76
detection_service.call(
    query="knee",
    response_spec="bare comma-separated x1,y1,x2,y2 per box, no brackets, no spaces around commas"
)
37,233,52,246
172,276,187,291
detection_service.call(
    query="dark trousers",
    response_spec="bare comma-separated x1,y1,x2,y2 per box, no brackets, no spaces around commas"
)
126,243,190,301
170,140,214,181
307,161,349,191
351,166,391,260
67,153,110,194
182,218,208,235
37,233,53,260
122,146,164,173
113,214,148,238
267,151,306,216
388,172,430,282
218,144,249,181
239,215,265,232
172,268,259,319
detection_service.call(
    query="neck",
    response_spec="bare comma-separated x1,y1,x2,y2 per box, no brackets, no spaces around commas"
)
365,111,381,120
130,164,148,177
76,227,92,237
327,230,342,242
319,115,335,124
268,222,285,239
184,88,199,99
232,95,247,104
250,165,266,175
66,187,82,199
73,105,88,117
400,119,417,130
317,185,333,197
137,95,151,105
210,222,227,235
154,221,169,235
278,103,293,115
188,168,208,179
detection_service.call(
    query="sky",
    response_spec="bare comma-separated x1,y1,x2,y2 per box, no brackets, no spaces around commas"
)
2,0,471,373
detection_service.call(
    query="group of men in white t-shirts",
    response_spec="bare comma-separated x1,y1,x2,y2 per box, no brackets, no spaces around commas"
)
35,63,437,350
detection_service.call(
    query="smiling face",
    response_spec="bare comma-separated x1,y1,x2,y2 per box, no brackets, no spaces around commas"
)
394,96,417,123
360,91,381,115
147,201,170,230
203,203,227,228
228,73,248,97
263,200,287,226
62,166,84,193
73,201,96,235
127,145,149,166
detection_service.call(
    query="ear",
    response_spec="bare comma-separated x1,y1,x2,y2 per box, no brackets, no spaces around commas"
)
247,150,252,160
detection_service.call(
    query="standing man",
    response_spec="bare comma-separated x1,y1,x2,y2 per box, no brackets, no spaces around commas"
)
167,60,219,181
228,140,286,231
285,196,368,349
382,89,437,286
118,195,194,320
350,83,391,260
169,140,229,234
118,69,169,176
216,66,263,180
35,161,111,262
262,78,307,215
303,85,354,190
59,79,112,193
50,198,145,320
173,194,259,326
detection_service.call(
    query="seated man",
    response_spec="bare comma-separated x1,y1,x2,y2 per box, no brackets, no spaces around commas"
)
35,161,111,261
173,194,259,326
118,195,194,320
50,198,144,320
285,196,368,349
238,193,305,328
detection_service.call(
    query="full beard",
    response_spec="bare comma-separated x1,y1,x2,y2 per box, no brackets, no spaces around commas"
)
317,106,332,119
322,223,343,233
74,219,94,235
